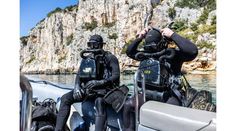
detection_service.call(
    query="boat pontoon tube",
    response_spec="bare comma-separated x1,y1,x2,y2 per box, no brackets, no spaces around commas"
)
139,101,216,131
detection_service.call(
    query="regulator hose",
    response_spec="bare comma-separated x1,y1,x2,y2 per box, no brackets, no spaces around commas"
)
80,49,104,59
135,48,175,62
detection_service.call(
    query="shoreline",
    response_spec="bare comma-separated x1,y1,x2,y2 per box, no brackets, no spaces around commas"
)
21,60,216,75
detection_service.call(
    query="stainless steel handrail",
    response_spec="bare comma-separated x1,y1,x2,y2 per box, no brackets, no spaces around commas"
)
133,70,145,131
20,74,32,131
141,71,146,103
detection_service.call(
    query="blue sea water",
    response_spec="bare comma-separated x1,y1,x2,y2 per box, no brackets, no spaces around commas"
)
27,73,216,104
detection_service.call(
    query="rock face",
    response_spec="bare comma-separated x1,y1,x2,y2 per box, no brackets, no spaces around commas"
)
20,0,216,74
150,0,202,28
20,7,78,73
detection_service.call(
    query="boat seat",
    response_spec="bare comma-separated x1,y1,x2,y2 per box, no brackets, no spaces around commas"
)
139,101,216,131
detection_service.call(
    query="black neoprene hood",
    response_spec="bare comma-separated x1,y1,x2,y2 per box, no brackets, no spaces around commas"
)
88,35,104,44
145,29,162,44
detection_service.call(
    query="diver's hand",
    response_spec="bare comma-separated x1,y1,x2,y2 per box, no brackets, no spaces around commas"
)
160,28,174,38
73,88,84,100
137,27,151,38
85,80,106,90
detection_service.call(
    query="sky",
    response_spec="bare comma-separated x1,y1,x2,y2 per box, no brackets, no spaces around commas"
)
20,0,78,36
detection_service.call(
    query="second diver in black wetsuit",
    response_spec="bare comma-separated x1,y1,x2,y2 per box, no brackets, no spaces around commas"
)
55,35,120,131
123,27,198,131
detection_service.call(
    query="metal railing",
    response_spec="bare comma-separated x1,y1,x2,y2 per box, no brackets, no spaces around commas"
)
133,70,145,131
20,74,32,131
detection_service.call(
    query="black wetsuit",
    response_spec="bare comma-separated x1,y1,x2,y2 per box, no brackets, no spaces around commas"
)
127,33,198,75
123,33,198,131
55,51,120,131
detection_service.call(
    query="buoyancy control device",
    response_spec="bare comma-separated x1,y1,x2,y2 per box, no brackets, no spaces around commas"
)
137,58,170,91
78,49,105,83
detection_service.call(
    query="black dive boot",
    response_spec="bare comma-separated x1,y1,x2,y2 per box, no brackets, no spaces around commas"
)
95,97,107,131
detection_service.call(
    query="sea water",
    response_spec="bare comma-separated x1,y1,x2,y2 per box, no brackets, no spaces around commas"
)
27,73,216,104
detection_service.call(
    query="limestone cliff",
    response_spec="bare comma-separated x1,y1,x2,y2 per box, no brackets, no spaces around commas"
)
20,0,216,74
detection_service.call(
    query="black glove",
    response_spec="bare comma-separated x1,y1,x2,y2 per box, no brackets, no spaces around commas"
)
73,87,85,100
84,80,106,90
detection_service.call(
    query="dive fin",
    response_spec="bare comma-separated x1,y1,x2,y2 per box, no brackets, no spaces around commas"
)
104,85,129,113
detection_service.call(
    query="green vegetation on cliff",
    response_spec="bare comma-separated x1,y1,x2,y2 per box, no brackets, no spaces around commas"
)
64,5,78,12
26,55,36,64
197,24,216,34
66,34,74,46
82,19,98,31
168,7,176,20
211,15,216,25
175,0,216,11
47,7,63,17
172,20,188,32
178,23,216,43
108,33,118,40
58,55,67,63
103,22,116,28
197,40,215,49
20,36,28,46
197,8,210,24
47,5,78,18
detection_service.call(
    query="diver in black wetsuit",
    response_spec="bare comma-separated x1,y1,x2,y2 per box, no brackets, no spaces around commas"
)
123,27,198,131
55,35,120,131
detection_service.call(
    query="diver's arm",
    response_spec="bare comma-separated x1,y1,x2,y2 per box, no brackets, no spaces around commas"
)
73,70,84,100
170,33,198,61
105,55,120,86
161,28,198,61
126,27,150,60
74,72,81,90
126,37,143,60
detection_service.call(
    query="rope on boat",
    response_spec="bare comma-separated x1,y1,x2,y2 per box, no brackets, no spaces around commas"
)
28,79,73,90
196,120,213,131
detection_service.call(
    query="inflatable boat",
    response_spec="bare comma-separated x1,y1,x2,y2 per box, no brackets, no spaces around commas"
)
20,74,216,131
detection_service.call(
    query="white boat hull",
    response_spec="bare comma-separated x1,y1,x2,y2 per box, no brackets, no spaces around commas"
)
28,78,216,131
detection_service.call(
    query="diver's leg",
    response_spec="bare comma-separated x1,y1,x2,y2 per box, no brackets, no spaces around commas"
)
123,98,135,131
123,94,144,131
55,90,81,131
95,97,107,131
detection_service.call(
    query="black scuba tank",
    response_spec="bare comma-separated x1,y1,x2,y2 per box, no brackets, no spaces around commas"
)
137,58,170,91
